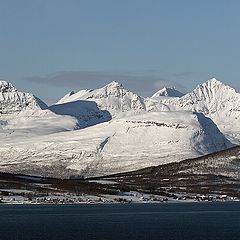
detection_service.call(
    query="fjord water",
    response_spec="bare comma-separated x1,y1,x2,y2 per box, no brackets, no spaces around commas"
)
0,203,239,240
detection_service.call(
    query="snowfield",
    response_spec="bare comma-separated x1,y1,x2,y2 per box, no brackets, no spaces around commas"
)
0,111,232,178
1,109,79,136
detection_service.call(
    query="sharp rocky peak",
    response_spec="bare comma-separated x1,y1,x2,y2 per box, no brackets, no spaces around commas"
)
194,78,237,95
97,81,128,97
203,78,225,87
68,91,75,96
104,81,124,89
152,86,184,98
0,80,16,92
0,80,48,113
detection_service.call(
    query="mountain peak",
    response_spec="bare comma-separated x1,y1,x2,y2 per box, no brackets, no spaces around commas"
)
57,80,146,117
0,80,16,92
0,80,10,84
0,80,47,114
151,87,184,98
205,78,223,86
104,81,123,89
197,78,237,94
99,81,127,98
68,91,75,96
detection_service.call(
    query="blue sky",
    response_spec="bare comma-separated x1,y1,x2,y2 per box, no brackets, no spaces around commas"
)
0,0,240,103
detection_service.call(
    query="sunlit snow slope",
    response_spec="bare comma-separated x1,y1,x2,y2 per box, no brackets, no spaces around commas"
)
147,78,240,143
59,78,240,143
0,111,232,178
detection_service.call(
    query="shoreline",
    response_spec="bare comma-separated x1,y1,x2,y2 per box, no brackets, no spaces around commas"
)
1,199,239,205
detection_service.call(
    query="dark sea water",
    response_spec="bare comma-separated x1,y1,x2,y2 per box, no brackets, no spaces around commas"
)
0,202,239,240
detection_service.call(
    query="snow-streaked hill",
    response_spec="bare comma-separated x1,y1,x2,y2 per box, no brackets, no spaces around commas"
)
0,111,232,178
147,78,240,143
178,146,240,180
0,80,47,115
57,81,146,117
130,146,240,180
151,87,184,98
101,146,240,197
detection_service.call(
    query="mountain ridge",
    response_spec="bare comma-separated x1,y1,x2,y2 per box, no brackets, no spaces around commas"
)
0,78,239,178
147,78,240,143
57,81,146,117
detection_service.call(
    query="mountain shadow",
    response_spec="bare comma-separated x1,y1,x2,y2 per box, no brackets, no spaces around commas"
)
48,100,112,128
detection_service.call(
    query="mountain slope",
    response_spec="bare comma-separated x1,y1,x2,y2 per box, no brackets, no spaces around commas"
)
57,90,92,104
99,146,240,197
129,146,240,180
147,78,240,143
0,111,232,178
49,100,111,128
57,79,240,143
57,81,146,117
1,109,79,136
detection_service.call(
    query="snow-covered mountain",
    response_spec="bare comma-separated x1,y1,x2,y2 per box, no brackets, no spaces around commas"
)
147,78,240,144
57,81,146,117
0,111,232,178
0,81,79,136
0,80,47,115
0,78,238,179
151,87,184,98
0,80,111,134
57,79,240,144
